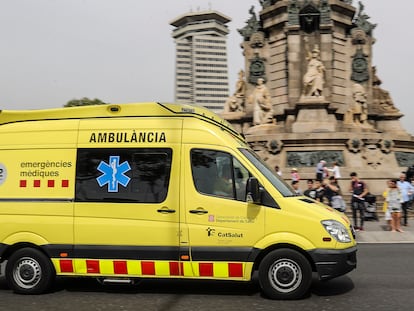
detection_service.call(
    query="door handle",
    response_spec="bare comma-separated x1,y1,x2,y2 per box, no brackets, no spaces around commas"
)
157,207,176,214
189,208,208,215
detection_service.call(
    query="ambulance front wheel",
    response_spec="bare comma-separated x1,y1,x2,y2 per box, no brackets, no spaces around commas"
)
258,248,312,300
5,248,56,294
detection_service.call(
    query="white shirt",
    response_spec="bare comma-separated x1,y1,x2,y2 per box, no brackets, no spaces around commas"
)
328,165,341,179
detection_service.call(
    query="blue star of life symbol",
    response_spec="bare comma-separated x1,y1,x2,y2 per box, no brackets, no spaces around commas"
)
96,156,131,192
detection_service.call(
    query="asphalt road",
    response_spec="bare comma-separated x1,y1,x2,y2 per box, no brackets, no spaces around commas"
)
0,244,413,311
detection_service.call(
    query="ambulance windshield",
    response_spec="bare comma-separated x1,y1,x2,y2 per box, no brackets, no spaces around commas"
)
240,148,295,197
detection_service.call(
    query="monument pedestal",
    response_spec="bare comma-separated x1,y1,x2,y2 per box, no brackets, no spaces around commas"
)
291,97,337,133
244,123,281,136
220,0,414,197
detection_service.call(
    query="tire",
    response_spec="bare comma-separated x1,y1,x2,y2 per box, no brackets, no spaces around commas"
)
258,249,312,300
5,248,56,294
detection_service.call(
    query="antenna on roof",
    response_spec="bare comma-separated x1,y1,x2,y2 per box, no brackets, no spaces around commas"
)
208,2,212,10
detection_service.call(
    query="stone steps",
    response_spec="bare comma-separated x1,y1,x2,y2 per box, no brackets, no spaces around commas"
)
340,195,414,219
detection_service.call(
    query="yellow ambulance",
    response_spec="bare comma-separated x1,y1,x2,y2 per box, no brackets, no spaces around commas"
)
0,102,356,299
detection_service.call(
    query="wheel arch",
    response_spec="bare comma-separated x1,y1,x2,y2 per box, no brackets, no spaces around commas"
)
1,232,50,262
1,242,49,263
251,243,316,274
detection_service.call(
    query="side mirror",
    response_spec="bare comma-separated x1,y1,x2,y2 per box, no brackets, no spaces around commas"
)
246,177,261,204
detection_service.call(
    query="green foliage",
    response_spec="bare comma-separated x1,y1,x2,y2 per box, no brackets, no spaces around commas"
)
64,97,108,107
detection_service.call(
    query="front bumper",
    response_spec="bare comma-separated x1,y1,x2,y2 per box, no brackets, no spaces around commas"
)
308,246,357,281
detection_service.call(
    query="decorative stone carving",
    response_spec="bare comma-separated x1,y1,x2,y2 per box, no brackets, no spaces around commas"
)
237,6,260,41
351,28,367,45
354,1,376,36
286,151,344,168
347,83,369,126
380,139,394,154
347,138,362,153
352,83,368,124
224,70,246,113
249,78,273,125
250,31,265,49
372,67,400,114
320,0,331,24
351,48,369,83
248,54,266,85
395,152,414,167
303,44,325,97
266,139,283,155
220,0,414,196
288,0,300,26
224,96,243,113
299,2,321,33
362,143,382,168
259,0,277,9
234,70,246,98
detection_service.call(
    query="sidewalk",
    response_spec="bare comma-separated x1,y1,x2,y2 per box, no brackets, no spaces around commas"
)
355,219,414,244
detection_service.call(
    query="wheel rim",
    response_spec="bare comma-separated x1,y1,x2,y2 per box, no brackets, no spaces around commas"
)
13,257,42,289
268,258,302,293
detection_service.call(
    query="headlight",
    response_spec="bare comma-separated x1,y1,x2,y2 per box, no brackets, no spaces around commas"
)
321,220,352,243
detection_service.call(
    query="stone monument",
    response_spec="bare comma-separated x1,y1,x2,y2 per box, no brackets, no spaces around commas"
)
221,0,414,195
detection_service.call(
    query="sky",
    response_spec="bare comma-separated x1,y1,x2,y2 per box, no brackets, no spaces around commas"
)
0,0,412,133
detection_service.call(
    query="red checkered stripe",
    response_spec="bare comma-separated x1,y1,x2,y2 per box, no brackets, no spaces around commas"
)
19,179,70,188
52,258,246,279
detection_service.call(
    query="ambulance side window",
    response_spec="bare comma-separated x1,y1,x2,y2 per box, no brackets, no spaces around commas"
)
191,149,250,201
75,148,172,203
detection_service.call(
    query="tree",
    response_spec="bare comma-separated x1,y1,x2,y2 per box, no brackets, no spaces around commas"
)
64,97,108,107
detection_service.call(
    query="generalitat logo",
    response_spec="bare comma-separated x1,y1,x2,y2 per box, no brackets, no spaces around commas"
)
0,163,7,186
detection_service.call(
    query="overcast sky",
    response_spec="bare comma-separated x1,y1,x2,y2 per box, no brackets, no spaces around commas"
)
0,0,412,133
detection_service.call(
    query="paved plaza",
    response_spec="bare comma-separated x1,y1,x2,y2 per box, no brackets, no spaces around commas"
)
355,218,414,243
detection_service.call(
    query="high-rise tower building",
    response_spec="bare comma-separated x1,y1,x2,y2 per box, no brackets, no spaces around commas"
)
170,10,231,113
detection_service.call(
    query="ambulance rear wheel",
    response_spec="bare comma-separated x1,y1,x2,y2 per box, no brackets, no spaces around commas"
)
5,248,55,294
258,249,312,300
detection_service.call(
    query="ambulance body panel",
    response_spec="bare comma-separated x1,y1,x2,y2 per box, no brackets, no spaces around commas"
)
0,102,356,299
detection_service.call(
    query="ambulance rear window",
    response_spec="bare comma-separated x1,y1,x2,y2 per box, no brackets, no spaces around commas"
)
75,148,172,203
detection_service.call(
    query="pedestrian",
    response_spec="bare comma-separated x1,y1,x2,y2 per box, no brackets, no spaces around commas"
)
349,172,369,231
314,179,325,203
315,160,327,181
382,181,392,231
328,161,341,179
304,179,316,199
274,165,282,177
291,168,300,181
324,176,344,210
397,172,414,226
385,178,404,232
291,180,302,195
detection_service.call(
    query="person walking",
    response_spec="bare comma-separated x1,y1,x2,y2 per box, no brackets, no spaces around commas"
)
315,160,326,181
382,181,392,231
324,176,343,210
291,168,300,181
385,179,404,232
328,161,341,179
349,172,368,231
397,172,414,226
